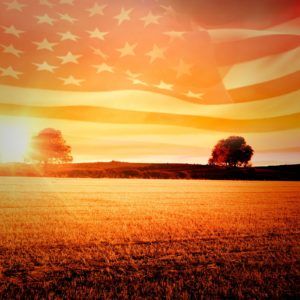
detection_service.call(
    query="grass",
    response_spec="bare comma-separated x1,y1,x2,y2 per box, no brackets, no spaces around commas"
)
0,178,299,298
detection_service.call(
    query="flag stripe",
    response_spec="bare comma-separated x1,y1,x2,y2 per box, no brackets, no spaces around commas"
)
207,17,300,43
228,70,300,102
1,85,300,119
208,29,299,44
1,103,300,133
214,35,300,66
266,16,300,35
221,47,300,89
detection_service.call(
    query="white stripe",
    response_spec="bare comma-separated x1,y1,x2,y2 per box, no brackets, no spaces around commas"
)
209,29,286,43
1,84,300,120
208,17,300,43
267,17,300,36
222,47,300,89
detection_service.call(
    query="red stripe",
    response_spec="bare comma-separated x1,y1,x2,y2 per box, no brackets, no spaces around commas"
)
215,35,300,66
172,0,300,29
228,71,300,102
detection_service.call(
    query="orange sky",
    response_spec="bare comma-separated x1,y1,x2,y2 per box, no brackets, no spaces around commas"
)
0,0,299,165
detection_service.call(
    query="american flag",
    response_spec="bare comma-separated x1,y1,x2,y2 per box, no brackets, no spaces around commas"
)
0,0,231,103
0,0,299,164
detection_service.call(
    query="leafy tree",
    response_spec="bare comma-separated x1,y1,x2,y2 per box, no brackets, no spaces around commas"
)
29,128,73,164
208,136,254,167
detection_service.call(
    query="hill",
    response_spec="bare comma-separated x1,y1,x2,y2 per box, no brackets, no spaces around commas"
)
0,162,299,180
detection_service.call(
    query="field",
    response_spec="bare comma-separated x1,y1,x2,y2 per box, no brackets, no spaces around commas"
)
0,178,299,298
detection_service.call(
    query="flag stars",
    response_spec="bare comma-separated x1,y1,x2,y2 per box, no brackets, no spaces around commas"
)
90,46,108,60
173,59,192,78
114,7,133,25
1,44,23,57
93,63,114,74
58,52,82,64
2,25,24,38
86,3,107,17
87,28,108,40
36,14,56,25
58,31,79,41
39,0,53,8
146,44,167,63
59,76,84,86
58,13,77,23
59,0,74,5
129,78,148,86
117,42,137,58
33,38,57,51
160,5,176,16
140,11,161,27
4,0,26,11
0,66,22,79
164,31,186,42
154,81,173,91
184,90,204,99
33,61,58,73
125,70,141,79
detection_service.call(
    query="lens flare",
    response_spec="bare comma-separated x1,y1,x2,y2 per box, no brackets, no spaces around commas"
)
0,119,30,163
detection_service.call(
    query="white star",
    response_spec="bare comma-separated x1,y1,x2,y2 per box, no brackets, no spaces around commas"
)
2,25,24,38
36,14,56,25
117,42,137,58
39,0,53,7
58,31,79,41
58,13,77,23
33,38,57,51
114,7,133,25
87,28,108,40
184,90,204,99
146,44,167,63
86,3,107,16
4,0,26,11
90,46,108,60
129,78,148,86
0,66,22,79
160,5,176,16
154,81,173,91
164,31,186,42
140,11,161,27
1,44,23,57
173,59,192,78
33,61,58,73
125,70,141,78
59,0,74,5
59,75,84,86
58,52,82,64
93,63,114,74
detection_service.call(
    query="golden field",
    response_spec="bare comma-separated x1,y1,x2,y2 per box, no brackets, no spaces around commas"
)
0,178,299,298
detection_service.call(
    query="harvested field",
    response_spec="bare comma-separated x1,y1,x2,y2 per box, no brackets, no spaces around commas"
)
0,178,299,298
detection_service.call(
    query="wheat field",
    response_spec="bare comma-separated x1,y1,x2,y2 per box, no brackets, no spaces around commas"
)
0,177,299,298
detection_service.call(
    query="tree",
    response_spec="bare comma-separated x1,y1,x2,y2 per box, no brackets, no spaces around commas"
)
208,136,254,167
29,128,73,164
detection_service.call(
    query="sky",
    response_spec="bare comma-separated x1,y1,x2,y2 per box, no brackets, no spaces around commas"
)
0,0,299,165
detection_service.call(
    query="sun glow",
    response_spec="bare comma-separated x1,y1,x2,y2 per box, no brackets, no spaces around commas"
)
0,119,30,163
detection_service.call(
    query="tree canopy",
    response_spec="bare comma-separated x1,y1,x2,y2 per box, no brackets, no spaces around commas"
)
208,136,254,167
29,128,73,164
